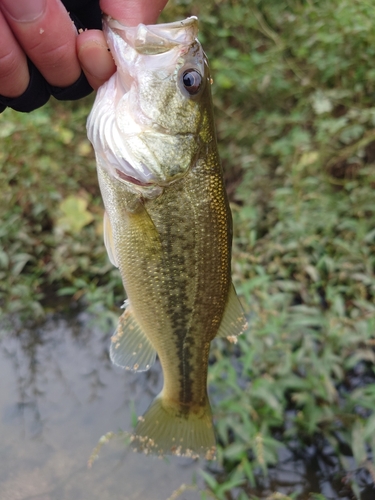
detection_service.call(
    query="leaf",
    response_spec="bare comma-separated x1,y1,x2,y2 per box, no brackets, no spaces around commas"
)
311,91,333,114
199,470,218,491
352,421,367,466
0,121,17,138
223,442,247,460
12,253,33,276
56,195,94,234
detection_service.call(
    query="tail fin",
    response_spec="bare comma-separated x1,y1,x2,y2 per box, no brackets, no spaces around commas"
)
130,394,216,460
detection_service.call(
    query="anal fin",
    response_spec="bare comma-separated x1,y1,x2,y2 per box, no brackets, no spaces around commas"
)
110,306,157,371
216,283,248,343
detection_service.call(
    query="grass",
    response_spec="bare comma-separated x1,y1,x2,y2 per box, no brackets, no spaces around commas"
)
1,0,375,498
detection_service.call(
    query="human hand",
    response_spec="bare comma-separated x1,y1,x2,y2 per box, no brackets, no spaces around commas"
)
77,0,169,90
0,0,168,113
0,0,103,98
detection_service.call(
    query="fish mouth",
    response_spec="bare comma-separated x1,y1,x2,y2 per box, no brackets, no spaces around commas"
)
113,165,164,198
115,169,153,187
106,150,156,186
104,16,199,55
115,168,187,189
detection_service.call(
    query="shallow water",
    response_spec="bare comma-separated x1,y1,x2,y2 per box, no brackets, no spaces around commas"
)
0,313,200,500
1,313,374,500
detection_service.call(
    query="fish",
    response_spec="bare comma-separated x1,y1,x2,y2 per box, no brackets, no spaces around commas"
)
87,15,247,460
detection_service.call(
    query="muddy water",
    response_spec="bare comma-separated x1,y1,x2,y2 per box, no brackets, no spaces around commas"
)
0,314,200,500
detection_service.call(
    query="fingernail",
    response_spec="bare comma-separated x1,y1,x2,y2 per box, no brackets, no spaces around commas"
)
1,0,47,22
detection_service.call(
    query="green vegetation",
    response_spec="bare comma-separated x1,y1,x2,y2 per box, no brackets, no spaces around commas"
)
0,100,122,324
1,0,375,498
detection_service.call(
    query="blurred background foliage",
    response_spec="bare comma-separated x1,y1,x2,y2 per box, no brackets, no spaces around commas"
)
1,0,375,498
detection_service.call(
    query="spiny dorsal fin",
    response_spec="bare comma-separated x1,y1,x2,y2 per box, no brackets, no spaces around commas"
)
103,210,118,268
110,306,157,371
216,283,248,343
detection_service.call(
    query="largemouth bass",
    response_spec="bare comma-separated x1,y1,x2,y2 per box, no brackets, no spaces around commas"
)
87,15,247,460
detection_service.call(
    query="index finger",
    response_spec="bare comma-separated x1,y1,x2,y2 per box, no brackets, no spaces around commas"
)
100,0,169,25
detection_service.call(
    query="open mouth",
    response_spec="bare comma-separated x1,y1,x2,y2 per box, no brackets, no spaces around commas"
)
105,16,198,54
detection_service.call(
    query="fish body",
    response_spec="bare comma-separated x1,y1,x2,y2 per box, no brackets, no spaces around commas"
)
87,16,247,459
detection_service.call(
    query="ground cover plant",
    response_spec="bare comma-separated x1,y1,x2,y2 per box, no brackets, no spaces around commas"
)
1,0,375,498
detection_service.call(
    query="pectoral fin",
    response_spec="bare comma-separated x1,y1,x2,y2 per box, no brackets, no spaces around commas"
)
103,210,118,267
110,306,157,371
216,283,248,343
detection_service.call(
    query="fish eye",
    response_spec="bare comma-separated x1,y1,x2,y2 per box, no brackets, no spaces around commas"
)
182,69,202,95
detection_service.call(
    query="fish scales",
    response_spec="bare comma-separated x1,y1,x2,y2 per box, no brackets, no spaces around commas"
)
98,148,230,409
88,15,247,459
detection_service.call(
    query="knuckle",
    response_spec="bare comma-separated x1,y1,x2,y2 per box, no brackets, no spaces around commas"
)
0,47,28,96
0,47,21,80
30,39,79,86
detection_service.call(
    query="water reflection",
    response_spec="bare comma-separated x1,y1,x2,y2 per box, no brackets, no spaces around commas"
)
0,313,199,500
1,313,374,499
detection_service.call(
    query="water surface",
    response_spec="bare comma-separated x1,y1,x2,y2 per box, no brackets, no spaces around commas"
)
2,313,374,500
0,313,199,500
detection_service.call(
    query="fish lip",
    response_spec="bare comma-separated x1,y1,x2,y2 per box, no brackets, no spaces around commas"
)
115,169,154,187
106,15,198,31
115,169,187,189
108,152,157,186
113,167,164,198
104,15,199,53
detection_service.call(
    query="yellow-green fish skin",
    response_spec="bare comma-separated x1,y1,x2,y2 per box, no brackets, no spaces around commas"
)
97,140,231,398
88,16,246,459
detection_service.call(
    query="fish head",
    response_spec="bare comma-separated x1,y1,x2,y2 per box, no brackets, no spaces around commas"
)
87,16,213,198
